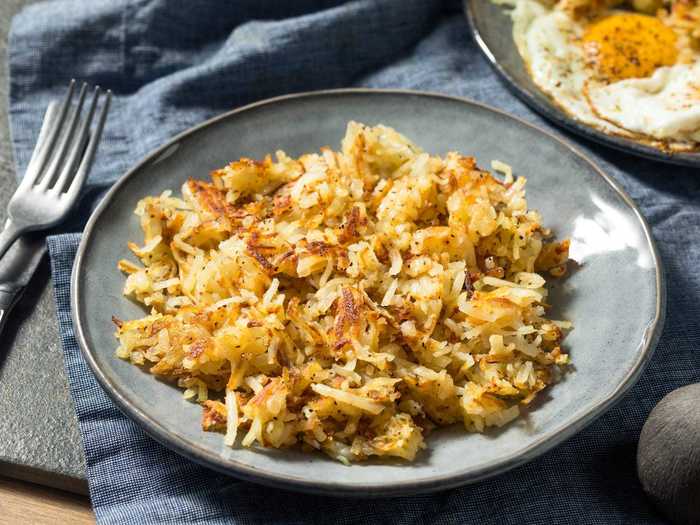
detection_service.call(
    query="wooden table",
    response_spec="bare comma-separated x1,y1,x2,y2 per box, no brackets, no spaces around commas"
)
0,476,93,524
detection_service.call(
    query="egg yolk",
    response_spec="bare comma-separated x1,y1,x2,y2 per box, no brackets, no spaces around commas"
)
582,13,678,82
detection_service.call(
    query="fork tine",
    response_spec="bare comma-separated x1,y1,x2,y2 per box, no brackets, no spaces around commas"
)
41,82,88,191
19,102,61,189
28,103,60,167
49,84,95,194
27,79,76,186
54,86,101,195
64,89,111,199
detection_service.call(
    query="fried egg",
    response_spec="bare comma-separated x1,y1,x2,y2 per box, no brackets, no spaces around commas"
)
511,0,700,149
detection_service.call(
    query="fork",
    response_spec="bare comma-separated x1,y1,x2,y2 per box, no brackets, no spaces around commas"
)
0,80,111,260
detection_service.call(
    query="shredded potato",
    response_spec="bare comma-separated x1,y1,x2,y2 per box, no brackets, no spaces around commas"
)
663,0,700,62
113,122,571,463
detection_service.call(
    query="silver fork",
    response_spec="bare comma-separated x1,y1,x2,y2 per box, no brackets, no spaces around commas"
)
0,80,111,260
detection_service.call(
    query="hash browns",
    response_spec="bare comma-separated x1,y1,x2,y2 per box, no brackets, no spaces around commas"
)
114,122,571,463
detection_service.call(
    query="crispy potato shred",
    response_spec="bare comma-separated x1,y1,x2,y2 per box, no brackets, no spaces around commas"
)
114,122,571,464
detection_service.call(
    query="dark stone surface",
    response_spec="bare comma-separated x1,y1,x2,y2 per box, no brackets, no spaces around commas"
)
0,0,87,494
638,383,700,525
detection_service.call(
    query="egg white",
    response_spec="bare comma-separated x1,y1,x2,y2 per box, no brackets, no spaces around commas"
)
587,61,700,143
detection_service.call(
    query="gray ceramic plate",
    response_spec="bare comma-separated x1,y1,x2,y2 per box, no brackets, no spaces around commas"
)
72,89,665,497
465,0,700,168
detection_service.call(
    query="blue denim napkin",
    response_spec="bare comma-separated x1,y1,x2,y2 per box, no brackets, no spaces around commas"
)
10,1,700,523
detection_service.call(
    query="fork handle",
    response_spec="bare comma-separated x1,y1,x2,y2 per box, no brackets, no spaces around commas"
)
0,283,24,343
0,222,23,261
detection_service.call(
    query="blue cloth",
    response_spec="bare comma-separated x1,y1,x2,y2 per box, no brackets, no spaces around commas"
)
10,0,700,523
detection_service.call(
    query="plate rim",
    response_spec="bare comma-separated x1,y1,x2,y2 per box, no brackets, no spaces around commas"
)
71,87,666,497
463,0,700,168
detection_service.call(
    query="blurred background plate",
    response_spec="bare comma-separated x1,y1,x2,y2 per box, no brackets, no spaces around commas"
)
72,89,664,496
464,0,700,168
